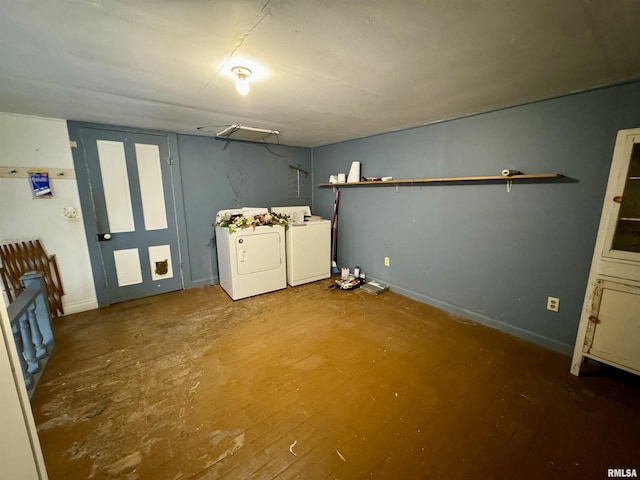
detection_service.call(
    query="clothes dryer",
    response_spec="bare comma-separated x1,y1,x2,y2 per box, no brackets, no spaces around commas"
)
215,208,286,300
271,206,331,286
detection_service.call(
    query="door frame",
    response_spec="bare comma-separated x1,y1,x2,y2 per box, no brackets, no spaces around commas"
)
0,293,48,479
68,121,191,307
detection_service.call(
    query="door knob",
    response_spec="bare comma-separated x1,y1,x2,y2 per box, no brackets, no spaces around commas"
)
97,233,112,241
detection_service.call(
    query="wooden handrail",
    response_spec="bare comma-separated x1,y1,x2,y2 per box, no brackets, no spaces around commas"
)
7,286,40,322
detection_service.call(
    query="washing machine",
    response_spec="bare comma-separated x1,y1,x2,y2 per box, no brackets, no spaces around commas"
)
271,206,331,286
215,208,286,300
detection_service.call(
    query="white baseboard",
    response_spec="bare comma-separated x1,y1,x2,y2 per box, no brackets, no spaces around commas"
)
62,299,98,315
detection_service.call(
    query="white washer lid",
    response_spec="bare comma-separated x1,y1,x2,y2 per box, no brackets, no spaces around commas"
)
215,207,268,223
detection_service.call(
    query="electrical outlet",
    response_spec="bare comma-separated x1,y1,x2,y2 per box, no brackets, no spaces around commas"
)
63,206,79,219
384,256,390,267
547,296,559,312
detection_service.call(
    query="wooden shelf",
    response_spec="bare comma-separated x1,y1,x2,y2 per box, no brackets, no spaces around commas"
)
318,173,563,187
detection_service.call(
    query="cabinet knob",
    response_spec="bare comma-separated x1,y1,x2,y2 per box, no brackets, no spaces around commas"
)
613,196,623,204
588,315,601,324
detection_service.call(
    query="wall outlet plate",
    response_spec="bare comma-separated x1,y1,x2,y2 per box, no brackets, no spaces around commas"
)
384,256,390,267
547,296,560,312
63,206,79,219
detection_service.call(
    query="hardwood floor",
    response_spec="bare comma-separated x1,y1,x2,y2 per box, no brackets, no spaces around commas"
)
30,280,640,479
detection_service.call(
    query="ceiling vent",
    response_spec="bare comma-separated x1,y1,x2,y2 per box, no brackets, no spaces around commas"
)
215,124,280,143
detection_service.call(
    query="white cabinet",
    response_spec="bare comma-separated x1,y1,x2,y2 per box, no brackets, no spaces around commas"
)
572,128,640,376
577,279,640,370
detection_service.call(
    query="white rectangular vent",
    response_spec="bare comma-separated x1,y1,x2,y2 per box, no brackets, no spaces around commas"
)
216,124,280,142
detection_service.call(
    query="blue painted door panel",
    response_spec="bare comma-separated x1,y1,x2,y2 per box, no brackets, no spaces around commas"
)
77,127,183,304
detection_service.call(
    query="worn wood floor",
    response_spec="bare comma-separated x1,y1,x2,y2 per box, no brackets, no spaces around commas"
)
31,280,640,480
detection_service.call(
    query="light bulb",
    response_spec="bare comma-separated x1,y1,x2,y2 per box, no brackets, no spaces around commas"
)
231,66,252,96
235,76,250,95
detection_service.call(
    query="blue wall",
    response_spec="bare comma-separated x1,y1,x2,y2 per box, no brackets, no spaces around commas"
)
177,135,312,288
312,81,640,354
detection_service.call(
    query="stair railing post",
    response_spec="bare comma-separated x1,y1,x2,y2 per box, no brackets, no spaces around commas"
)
19,314,40,374
21,271,54,348
11,323,34,390
27,303,47,359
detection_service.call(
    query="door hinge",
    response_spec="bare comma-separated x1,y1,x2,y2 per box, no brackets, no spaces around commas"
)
167,156,174,165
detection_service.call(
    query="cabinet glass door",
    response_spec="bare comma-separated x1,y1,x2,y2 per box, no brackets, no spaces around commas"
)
612,142,640,254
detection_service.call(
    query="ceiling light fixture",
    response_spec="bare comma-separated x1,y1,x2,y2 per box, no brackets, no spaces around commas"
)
231,66,252,95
